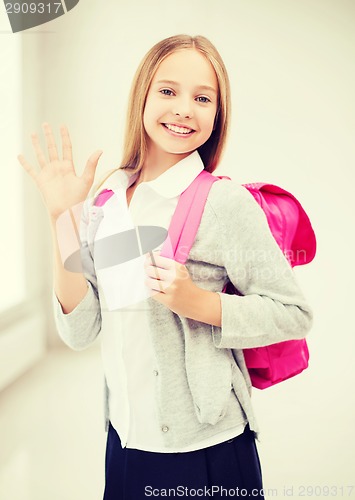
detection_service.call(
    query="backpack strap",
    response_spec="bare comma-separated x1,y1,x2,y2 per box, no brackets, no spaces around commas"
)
94,189,114,207
92,174,317,270
160,175,316,269
90,173,218,265
160,170,219,262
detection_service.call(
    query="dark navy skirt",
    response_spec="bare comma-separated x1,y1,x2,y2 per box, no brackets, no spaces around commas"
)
103,422,265,499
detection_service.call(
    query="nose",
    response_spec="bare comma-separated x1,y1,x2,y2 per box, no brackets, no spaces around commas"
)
173,96,193,119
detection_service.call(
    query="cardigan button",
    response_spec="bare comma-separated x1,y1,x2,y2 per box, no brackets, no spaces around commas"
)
153,370,159,376
162,425,169,433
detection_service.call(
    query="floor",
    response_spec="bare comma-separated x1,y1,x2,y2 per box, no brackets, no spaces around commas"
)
1,342,354,500
0,344,107,500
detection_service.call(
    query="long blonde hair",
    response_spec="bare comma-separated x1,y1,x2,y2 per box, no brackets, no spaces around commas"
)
96,34,231,191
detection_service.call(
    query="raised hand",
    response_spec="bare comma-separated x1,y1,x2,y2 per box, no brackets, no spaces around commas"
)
18,123,103,220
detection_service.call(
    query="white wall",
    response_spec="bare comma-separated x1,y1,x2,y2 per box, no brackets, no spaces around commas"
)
0,14,52,390
21,0,354,497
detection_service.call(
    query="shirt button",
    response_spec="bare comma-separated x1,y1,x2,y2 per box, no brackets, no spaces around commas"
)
153,370,159,376
162,425,169,433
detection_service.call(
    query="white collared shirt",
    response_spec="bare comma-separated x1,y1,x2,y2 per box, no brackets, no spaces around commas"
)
94,151,246,452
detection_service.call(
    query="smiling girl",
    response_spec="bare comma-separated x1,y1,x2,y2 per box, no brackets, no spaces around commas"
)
19,35,312,499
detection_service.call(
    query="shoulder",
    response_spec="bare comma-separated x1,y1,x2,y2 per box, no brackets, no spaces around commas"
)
206,177,267,227
92,168,120,197
204,177,285,259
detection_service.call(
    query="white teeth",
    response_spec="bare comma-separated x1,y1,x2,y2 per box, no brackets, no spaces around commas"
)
165,124,193,134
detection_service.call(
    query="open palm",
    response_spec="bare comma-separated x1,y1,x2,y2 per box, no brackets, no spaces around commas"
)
18,123,103,220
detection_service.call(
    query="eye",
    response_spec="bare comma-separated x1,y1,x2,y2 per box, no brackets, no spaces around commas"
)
160,88,174,96
196,96,211,103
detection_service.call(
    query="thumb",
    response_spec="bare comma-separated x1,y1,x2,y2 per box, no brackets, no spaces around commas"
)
82,150,103,184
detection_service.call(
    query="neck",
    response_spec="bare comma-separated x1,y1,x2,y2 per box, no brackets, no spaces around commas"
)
137,143,194,183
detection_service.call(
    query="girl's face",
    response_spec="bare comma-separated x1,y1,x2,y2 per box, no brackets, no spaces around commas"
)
143,49,218,164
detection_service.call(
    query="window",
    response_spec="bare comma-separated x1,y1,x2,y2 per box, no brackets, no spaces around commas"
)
0,27,26,313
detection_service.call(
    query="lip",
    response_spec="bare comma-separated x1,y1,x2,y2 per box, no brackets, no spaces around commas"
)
162,123,196,138
164,122,195,131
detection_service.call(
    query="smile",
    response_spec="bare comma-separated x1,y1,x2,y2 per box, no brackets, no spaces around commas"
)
163,123,195,136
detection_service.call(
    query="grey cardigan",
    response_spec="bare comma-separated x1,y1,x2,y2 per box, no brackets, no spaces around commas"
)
53,178,313,447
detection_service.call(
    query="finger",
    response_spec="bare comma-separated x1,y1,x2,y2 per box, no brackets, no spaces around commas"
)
148,251,158,270
146,254,162,281
17,154,37,181
31,132,47,169
81,150,103,184
42,122,59,162
148,251,171,269
150,258,161,281
145,276,165,293
145,263,169,280
60,124,73,162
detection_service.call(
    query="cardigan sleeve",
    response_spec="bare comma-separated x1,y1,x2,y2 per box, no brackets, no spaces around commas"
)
52,198,102,351
209,180,314,350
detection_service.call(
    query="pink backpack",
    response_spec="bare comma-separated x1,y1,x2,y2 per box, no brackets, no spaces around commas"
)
158,170,316,389
94,170,316,389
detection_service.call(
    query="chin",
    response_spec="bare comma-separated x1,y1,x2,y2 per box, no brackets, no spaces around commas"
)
167,144,197,155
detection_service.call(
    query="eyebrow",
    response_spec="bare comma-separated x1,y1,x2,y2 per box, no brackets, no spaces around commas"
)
154,79,218,95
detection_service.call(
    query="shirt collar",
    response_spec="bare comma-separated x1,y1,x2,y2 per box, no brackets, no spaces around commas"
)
97,150,205,199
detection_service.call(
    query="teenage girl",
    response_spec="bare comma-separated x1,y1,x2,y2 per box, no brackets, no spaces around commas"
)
18,34,313,500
